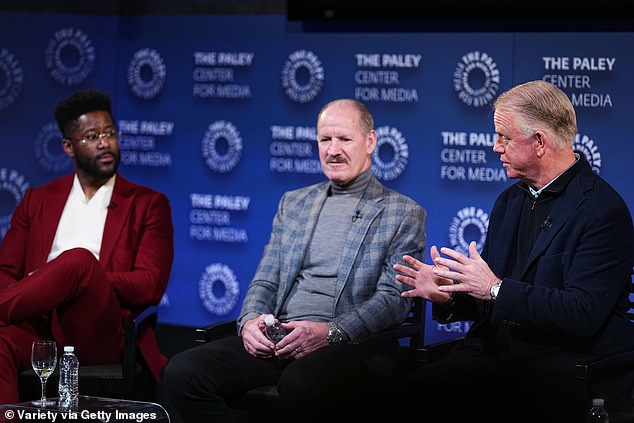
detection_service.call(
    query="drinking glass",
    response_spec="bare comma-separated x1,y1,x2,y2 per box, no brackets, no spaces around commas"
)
31,340,57,406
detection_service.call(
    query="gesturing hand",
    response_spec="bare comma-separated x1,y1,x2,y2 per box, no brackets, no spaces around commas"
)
393,245,454,304
433,241,500,300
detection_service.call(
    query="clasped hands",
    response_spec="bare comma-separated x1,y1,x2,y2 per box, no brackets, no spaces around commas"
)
241,315,329,360
394,241,499,303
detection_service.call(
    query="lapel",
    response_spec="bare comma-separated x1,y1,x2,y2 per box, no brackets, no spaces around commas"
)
523,170,589,278
492,189,524,274
283,184,329,290
100,174,134,267
38,175,74,266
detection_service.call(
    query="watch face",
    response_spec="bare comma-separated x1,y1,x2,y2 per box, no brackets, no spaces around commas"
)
491,283,501,300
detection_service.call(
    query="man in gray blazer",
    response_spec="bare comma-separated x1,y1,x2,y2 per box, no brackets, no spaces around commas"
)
161,99,427,422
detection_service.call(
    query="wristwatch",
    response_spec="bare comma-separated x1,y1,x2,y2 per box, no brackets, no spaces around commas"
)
327,321,345,344
490,280,502,301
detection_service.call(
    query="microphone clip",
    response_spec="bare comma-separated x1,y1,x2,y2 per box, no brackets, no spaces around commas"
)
352,210,362,223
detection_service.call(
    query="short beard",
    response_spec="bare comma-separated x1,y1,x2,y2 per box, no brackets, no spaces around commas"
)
75,150,120,180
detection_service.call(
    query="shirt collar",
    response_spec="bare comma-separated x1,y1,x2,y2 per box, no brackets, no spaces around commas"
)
525,153,581,198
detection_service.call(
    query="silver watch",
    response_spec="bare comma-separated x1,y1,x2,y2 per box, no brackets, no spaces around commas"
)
490,280,502,301
327,321,344,344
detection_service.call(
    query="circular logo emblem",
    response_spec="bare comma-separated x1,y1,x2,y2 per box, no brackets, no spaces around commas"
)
0,48,23,111
372,125,409,181
448,206,489,255
34,122,72,172
127,48,167,100
0,168,30,239
45,27,95,86
574,134,602,174
199,263,240,316
201,120,242,173
453,51,500,107
281,49,324,104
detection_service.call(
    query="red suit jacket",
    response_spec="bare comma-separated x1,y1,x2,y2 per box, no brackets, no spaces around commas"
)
0,173,174,381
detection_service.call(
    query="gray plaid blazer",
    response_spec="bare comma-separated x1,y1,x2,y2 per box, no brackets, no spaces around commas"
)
238,174,426,341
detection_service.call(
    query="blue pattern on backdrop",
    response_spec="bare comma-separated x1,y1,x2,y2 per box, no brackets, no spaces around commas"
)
0,12,632,345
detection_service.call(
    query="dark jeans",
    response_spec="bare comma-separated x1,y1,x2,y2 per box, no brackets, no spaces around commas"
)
158,335,400,423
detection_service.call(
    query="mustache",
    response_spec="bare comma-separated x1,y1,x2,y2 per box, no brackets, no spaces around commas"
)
326,156,347,164
96,150,115,160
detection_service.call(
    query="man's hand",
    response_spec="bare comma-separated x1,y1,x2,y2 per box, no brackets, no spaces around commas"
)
241,315,276,358
241,316,330,360
393,245,454,304
276,321,329,359
433,241,500,301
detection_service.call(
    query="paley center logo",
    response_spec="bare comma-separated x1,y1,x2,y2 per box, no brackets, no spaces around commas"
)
45,27,95,86
201,120,242,173
453,51,500,108
34,122,72,172
574,133,602,174
199,263,240,316
281,49,324,104
448,206,489,255
0,48,23,111
127,48,167,100
0,168,30,239
372,125,409,181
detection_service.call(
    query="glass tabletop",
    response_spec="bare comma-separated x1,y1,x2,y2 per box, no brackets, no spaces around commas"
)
0,395,170,422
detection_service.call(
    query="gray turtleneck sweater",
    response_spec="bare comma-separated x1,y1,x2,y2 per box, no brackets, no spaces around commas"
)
278,168,372,322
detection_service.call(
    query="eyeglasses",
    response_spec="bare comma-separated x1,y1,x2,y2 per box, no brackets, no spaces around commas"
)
67,130,121,146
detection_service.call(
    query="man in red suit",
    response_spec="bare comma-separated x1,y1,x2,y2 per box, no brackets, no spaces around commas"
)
0,89,174,402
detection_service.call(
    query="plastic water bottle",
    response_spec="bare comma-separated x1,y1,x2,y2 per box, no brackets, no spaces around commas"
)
264,315,287,343
587,398,610,423
58,346,79,409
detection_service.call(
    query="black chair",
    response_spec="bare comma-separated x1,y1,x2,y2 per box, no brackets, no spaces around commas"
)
194,299,426,422
18,306,159,402
575,279,634,421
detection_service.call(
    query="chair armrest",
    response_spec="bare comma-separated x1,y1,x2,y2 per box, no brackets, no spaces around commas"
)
417,338,462,364
345,298,426,357
133,305,159,326
195,320,238,343
122,305,159,380
123,306,158,346
345,321,423,358
350,323,422,347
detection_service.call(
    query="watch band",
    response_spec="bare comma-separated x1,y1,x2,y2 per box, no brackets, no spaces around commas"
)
327,321,345,344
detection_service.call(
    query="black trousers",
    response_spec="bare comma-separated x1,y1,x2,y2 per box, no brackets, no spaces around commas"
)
394,351,588,423
158,335,400,423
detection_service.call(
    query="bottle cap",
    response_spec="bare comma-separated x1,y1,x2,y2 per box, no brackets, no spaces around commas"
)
592,398,605,406
64,346,75,352
264,315,275,326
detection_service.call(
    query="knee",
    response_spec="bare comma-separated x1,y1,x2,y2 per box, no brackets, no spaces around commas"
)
162,353,189,395
52,249,100,278
56,248,98,267
161,349,210,401
52,248,103,286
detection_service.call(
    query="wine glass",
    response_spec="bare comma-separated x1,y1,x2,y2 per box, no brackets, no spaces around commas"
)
31,340,57,406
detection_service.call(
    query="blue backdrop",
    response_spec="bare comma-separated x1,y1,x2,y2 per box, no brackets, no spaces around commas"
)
1,12,631,345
